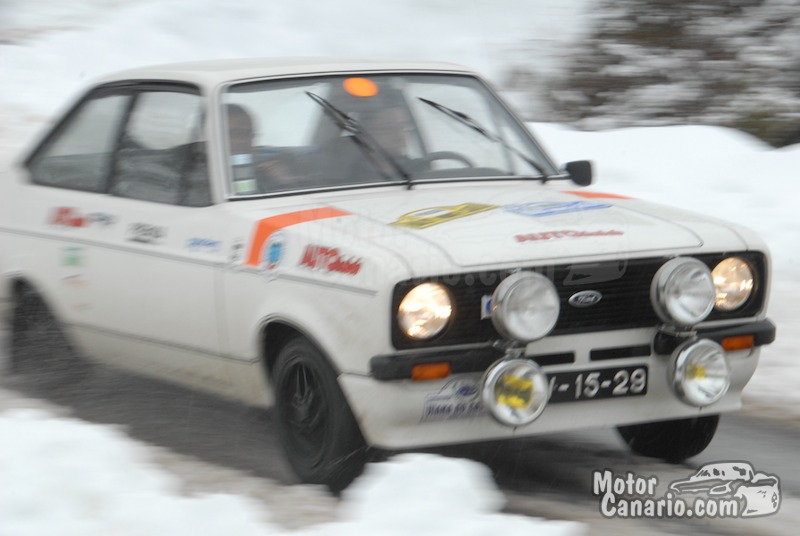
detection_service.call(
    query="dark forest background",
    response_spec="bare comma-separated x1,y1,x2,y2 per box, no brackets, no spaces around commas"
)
508,0,800,147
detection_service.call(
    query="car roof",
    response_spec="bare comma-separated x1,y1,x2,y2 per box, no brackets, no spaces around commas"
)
94,57,475,88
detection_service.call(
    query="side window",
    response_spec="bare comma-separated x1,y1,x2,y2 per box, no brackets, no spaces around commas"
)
28,94,130,191
113,90,211,206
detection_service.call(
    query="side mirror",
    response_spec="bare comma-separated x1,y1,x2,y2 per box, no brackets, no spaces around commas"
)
565,160,593,187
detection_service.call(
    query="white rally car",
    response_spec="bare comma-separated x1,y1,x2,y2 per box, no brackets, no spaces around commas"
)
0,58,776,489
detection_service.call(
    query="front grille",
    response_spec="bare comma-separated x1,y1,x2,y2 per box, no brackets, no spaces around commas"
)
391,252,766,350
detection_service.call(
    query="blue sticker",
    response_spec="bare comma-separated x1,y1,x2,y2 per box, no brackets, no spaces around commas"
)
504,201,611,218
263,230,285,270
187,238,222,252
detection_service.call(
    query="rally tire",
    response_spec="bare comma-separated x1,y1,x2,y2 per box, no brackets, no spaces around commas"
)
9,286,90,383
617,415,720,463
272,336,367,491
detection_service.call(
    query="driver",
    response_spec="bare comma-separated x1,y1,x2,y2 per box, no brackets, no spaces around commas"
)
226,103,292,194
321,104,416,181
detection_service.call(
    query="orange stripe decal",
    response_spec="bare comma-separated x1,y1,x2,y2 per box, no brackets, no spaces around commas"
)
563,190,631,200
245,207,350,266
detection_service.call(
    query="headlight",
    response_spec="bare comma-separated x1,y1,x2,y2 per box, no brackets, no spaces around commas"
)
651,257,715,327
491,272,560,343
670,339,730,407
482,359,549,426
398,283,452,339
712,257,754,311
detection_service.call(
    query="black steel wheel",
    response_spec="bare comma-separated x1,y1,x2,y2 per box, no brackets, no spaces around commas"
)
9,285,88,383
272,336,367,491
617,415,720,463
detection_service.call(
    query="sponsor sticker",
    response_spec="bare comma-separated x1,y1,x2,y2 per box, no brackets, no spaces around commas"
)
480,295,493,319
422,378,485,422
229,239,245,264
186,238,222,252
515,229,624,242
593,462,780,519
392,203,497,229
61,274,91,311
49,208,116,228
299,245,361,276
61,246,85,267
504,201,611,218
127,223,166,244
262,230,285,270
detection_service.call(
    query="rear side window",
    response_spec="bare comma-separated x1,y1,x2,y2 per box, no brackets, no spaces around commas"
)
112,90,210,206
28,94,130,191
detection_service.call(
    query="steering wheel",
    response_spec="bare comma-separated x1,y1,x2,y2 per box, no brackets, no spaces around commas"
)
415,151,475,169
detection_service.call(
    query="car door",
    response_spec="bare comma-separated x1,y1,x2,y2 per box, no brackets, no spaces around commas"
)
16,87,133,335
80,85,230,389
19,82,227,392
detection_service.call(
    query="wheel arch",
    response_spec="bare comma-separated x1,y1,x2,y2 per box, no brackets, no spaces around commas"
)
8,276,56,313
259,317,341,382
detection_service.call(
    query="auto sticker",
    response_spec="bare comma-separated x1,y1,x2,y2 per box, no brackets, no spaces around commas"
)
515,229,624,242
299,245,361,276
60,246,85,267
245,207,350,267
127,223,166,244
186,238,222,253
229,239,245,264
49,207,116,228
422,377,485,422
504,201,611,218
60,274,91,311
391,203,497,229
263,231,286,270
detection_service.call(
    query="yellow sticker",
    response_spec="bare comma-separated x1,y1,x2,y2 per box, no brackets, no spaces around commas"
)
391,203,497,229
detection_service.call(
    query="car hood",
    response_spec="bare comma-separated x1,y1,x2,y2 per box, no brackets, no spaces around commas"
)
320,185,713,268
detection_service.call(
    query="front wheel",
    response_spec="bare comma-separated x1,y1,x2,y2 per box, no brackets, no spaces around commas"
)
617,415,720,463
272,336,367,491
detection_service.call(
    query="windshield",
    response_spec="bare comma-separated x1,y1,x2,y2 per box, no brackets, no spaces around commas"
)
222,73,558,197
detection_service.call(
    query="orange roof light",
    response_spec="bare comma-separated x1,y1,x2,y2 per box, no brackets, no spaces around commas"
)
411,362,451,381
343,77,379,97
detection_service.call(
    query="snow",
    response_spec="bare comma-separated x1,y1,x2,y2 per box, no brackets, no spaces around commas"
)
0,0,590,123
1,0,799,533
0,409,581,536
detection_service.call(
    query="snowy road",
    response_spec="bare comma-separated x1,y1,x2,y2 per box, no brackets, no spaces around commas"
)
2,357,797,536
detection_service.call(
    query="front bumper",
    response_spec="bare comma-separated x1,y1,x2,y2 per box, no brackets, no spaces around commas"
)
343,320,774,449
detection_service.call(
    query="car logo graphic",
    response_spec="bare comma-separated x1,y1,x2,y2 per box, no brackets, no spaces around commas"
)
569,290,603,308
669,461,781,517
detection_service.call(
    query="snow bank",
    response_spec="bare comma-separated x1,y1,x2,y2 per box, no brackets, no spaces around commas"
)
0,409,281,536
0,410,582,536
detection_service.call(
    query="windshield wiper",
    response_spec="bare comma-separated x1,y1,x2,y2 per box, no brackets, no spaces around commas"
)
306,92,411,186
417,97,552,180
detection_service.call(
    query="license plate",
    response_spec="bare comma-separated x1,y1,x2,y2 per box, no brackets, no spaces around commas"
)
547,365,648,403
